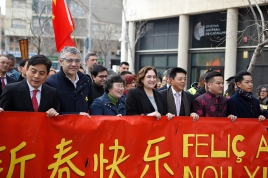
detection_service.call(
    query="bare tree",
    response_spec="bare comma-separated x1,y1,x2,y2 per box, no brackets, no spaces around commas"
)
246,0,268,73
30,0,54,55
92,23,115,67
121,0,149,72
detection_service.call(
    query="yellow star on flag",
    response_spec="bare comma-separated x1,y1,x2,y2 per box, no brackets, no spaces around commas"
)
52,14,55,20
53,0,56,5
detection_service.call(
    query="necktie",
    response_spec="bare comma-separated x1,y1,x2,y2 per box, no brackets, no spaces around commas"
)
1,77,5,90
32,89,39,112
175,93,181,116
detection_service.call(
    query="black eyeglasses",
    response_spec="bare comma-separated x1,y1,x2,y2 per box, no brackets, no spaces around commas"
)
61,58,81,63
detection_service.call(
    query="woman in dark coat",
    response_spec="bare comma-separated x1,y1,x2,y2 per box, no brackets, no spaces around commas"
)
126,66,173,120
90,74,126,116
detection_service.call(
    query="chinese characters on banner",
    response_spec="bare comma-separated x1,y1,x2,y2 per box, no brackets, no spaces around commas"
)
0,112,268,177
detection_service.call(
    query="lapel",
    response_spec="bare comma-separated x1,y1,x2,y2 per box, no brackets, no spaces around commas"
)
237,94,252,115
167,86,177,115
38,85,49,112
153,89,162,112
19,80,34,111
137,87,154,111
6,75,12,83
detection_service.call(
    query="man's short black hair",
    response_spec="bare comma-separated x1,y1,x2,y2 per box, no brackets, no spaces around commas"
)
91,65,107,77
205,71,223,83
19,58,29,67
120,71,132,76
27,55,52,73
120,61,129,66
169,67,187,79
234,70,251,83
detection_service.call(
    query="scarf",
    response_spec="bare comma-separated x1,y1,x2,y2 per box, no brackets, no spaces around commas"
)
108,93,118,106
236,87,253,112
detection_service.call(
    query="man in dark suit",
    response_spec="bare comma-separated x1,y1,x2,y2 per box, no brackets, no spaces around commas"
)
159,67,199,121
0,55,16,95
157,69,171,92
0,55,60,117
227,70,266,121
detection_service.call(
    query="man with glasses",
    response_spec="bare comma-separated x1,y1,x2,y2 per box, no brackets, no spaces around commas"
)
193,71,237,121
0,55,16,95
45,46,92,116
89,65,107,105
85,52,98,83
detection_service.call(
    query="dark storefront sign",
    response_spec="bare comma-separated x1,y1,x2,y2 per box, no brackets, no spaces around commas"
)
192,12,227,48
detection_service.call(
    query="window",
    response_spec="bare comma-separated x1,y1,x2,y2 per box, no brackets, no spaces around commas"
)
12,0,26,8
10,47,14,51
137,18,179,50
10,37,14,43
32,17,53,35
138,54,177,77
12,19,26,29
33,0,51,14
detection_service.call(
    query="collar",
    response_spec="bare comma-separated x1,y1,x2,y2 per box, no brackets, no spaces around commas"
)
0,74,7,78
171,86,182,96
26,80,42,92
66,73,79,84
206,91,221,98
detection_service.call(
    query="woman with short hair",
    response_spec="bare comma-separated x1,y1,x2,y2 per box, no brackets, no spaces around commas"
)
90,74,126,116
126,66,174,120
256,85,268,111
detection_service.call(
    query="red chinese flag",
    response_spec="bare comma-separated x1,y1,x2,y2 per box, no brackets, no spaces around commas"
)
52,0,76,52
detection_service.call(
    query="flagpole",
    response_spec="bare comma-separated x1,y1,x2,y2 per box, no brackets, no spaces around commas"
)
73,35,78,48
88,0,92,53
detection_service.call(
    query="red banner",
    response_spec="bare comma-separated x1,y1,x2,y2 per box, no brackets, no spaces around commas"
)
0,112,268,178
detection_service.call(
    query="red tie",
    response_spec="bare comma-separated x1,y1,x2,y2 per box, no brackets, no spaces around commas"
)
32,89,39,112
1,77,5,90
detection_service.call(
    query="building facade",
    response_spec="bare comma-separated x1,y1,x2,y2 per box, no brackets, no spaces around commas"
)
121,0,268,92
4,0,121,69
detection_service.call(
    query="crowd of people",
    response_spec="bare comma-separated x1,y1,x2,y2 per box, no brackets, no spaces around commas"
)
0,46,267,122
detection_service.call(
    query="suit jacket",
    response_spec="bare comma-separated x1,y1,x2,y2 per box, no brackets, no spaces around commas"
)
159,87,194,116
0,79,60,112
126,87,166,115
0,75,16,96
157,84,167,92
227,92,262,118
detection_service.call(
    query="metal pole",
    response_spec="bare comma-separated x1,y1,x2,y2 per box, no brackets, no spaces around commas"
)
88,0,92,53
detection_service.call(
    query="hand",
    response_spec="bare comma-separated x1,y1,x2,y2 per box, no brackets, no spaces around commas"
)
46,108,59,118
228,114,237,122
0,108,3,113
147,111,161,120
258,115,266,122
116,114,122,117
79,112,91,118
166,113,175,120
190,112,199,121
